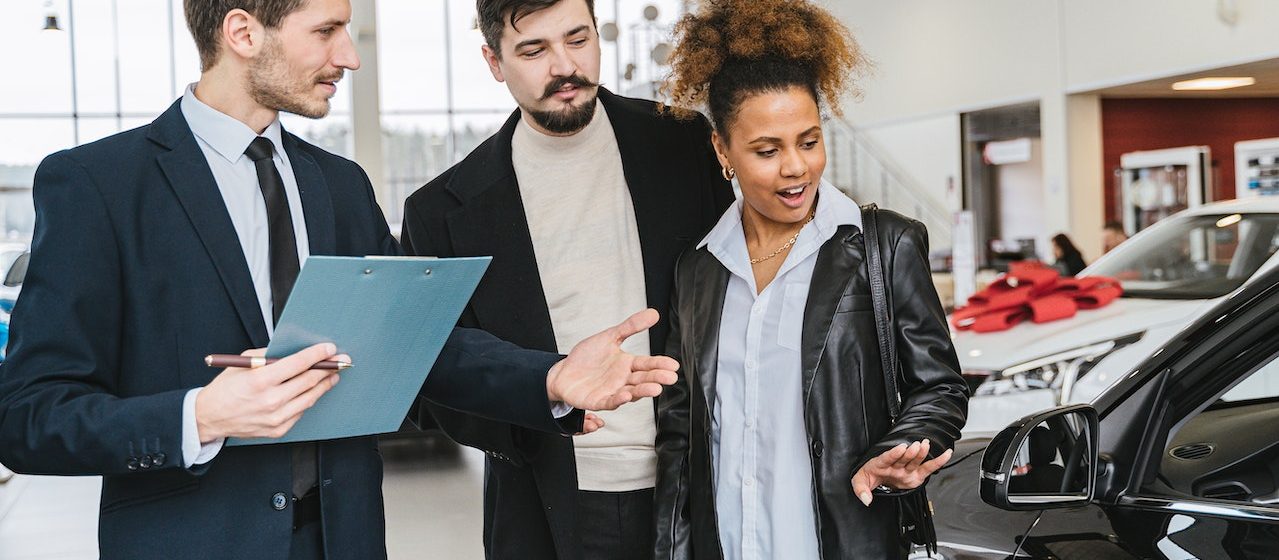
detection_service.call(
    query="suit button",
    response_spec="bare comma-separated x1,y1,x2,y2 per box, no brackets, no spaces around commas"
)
139,455,154,469
272,492,289,511
126,457,140,471
811,440,824,458
152,452,166,467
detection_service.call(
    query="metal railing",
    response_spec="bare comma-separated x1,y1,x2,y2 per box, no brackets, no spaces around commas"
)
825,116,953,251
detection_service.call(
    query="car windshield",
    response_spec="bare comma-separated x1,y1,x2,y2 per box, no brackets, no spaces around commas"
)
1087,213,1279,300
0,250,22,274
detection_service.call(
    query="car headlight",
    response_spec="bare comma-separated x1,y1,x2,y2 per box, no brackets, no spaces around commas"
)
971,333,1144,402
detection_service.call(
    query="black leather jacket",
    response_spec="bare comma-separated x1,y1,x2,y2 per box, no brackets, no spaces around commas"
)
654,209,969,559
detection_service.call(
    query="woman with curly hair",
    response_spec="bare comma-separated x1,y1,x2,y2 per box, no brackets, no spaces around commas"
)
653,1,970,558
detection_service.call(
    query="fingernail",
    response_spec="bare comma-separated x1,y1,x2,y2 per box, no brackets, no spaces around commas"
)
858,492,872,507
324,343,337,354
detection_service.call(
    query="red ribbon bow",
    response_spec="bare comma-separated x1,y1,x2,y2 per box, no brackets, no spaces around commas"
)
952,262,1123,333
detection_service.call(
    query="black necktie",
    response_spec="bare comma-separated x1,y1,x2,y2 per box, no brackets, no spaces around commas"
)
245,137,315,498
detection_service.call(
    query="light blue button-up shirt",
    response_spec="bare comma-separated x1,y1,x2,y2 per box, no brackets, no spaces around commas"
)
177,83,311,468
698,180,861,560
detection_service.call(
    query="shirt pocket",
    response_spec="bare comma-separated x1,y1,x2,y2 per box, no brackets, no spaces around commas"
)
777,283,808,351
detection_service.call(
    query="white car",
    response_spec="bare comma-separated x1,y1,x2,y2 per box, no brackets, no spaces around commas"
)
958,198,1279,435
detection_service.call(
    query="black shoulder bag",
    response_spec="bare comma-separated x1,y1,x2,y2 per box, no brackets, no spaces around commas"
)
861,203,938,555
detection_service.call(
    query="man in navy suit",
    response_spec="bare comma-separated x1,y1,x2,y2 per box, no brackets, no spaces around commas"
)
0,1,674,558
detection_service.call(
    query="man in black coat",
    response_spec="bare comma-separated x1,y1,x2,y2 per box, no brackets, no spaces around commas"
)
400,0,733,558
0,1,677,558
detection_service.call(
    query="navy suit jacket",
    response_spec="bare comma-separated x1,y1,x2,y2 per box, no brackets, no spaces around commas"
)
0,100,579,559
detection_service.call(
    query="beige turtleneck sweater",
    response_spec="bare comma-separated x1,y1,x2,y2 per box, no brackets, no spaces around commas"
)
511,101,657,492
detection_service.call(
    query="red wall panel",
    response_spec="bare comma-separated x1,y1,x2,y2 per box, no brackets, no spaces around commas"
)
1101,97,1279,223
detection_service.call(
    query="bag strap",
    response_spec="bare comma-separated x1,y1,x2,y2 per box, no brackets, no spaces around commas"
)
861,204,902,421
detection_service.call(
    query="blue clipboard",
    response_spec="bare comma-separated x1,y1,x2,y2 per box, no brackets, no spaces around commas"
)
227,255,491,446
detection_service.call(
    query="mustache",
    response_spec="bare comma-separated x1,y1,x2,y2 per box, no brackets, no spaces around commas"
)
317,71,344,84
541,74,600,100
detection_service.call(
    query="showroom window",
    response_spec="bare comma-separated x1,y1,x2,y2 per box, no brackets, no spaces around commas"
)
374,0,685,227
0,0,353,240
2,0,686,233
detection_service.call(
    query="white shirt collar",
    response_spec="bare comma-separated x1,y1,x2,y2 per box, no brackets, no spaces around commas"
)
180,82,286,164
698,179,862,251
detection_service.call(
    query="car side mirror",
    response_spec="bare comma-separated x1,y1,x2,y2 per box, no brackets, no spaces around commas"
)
980,404,1099,511
4,252,27,287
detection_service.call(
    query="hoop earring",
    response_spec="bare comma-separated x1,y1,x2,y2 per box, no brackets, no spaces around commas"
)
721,166,736,181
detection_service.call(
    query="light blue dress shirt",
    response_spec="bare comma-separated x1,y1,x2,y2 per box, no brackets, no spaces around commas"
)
698,180,861,560
177,83,311,468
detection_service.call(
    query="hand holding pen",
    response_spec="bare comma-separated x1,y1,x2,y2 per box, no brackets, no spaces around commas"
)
193,344,349,443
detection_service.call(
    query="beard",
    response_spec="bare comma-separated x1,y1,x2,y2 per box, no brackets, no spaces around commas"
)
527,74,601,134
528,96,598,134
248,36,340,119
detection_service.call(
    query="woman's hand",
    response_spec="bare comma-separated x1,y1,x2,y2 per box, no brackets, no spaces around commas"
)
851,439,953,506
576,413,604,436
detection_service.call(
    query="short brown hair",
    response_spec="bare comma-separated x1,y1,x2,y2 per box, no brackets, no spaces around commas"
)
476,0,596,58
184,0,309,71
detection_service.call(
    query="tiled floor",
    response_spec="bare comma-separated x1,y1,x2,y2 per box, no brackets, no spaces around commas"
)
0,435,486,560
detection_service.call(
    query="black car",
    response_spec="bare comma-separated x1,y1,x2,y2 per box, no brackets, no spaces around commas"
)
926,263,1279,559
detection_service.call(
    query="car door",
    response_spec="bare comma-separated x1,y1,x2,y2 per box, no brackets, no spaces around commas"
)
1009,276,1279,559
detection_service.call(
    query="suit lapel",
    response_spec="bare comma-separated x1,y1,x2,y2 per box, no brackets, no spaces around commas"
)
150,102,270,347
801,225,864,398
600,90,678,316
444,111,558,352
282,133,337,256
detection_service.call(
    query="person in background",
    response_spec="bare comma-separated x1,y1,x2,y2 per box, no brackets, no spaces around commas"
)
1102,221,1128,253
1052,233,1088,276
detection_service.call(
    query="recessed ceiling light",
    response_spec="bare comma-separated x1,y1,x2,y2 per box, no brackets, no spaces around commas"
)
1217,214,1243,228
1172,77,1256,91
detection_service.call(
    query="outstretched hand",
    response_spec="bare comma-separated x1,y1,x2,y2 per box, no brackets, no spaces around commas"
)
851,438,953,506
545,309,679,412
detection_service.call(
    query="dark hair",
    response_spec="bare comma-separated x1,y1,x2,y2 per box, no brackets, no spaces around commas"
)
184,0,308,71
1052,233,1083,259
476,0,597,57
663,0,870,133
1103,221,1125,233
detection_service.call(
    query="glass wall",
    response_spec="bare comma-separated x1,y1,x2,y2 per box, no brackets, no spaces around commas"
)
1,0,687,234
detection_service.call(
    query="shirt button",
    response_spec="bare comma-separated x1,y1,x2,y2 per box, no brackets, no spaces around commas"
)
752,306,763,315
744,478,754,486
811,439,825,458
745,419,754,428
272,492,289,511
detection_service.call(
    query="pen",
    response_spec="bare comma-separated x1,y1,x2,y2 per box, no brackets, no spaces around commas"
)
204,354,352,370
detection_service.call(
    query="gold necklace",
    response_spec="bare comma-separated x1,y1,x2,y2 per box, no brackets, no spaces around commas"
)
749,211,816,265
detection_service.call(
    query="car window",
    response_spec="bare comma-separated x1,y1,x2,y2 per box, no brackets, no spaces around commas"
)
1088,213,1279,299
1153,352,1279,505
1219,358,1279,403
0,250,21,274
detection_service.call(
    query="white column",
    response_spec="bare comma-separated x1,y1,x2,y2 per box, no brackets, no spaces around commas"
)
1066,94,1105,262
350,0,387,214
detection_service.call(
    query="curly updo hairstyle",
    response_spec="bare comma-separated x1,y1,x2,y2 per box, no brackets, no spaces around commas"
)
663,0,870,135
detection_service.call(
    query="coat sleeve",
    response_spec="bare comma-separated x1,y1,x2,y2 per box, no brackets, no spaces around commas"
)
653,253,694,560
0,151,189,476
402,191,582,455
854,219,969,482
425,326,582,435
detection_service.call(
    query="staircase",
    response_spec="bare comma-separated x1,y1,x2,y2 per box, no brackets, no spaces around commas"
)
824,117,953,252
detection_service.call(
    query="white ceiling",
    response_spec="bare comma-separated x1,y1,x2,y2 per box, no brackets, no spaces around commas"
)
1089,57,1279,98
